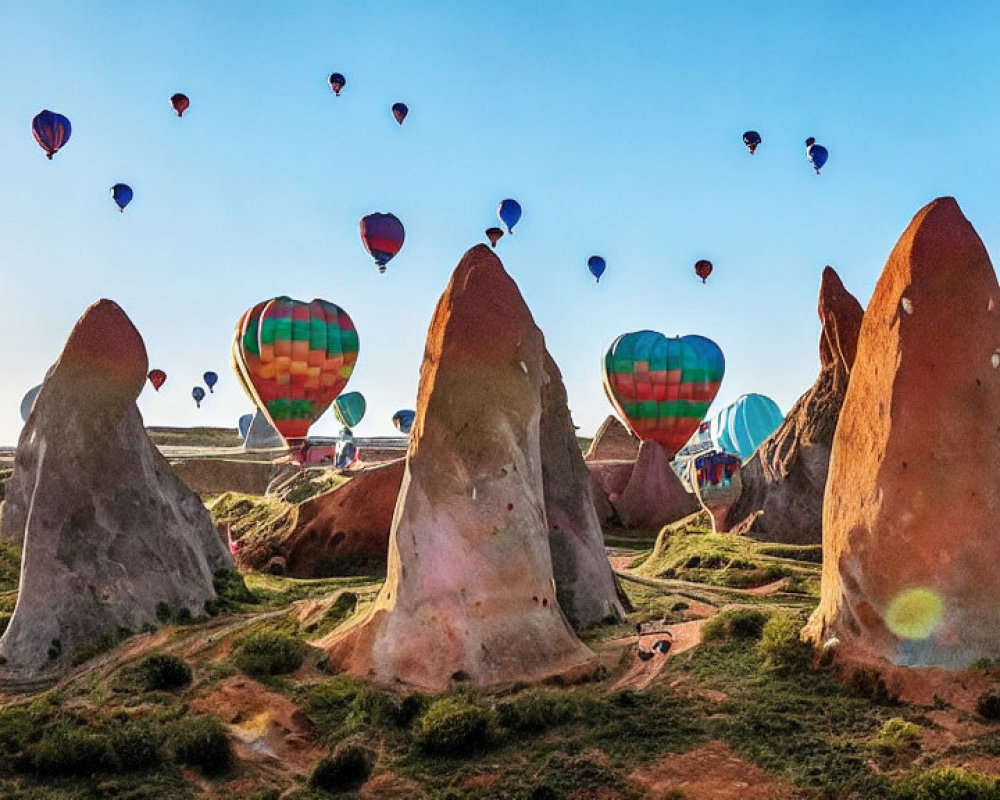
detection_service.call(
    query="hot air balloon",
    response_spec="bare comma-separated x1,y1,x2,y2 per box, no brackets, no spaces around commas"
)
602,331,725,458
170,93,190,117
360,213,405,273
20,384,41,424
238,413,254,439
588,256,607,283
147,369,167,391
709,393,783,461
742,130,761,154
485,227,504,248
694,259,713,283
392,409,415,435
498,199,521,234
192,386,206,408
32,110,71,160
391,102,408,125
204,371,218,393
111,183,133,212
328,73,346,95
231,296,359,459
806,137,828,174
336,438,359,469
333,391,366,429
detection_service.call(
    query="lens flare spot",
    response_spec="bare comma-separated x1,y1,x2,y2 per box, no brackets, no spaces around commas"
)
886,588,943,640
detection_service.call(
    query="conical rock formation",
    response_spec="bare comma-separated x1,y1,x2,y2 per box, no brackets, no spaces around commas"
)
323,246,595,690
806,198,1000,667
727,267,863,542
584,416,640,461
613,441,699,531
0,300,232,673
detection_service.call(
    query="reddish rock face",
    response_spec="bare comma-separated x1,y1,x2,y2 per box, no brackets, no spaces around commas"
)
806,198,1000,667
726,266,864,543
613,440,699,532
323,245,597,690
585,416,640,462
0,300,231,674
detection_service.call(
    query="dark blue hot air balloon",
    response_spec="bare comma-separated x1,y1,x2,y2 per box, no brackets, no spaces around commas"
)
360,212,405,273
238,413,253,439
588,256,606,283
392,409,416,435
32,110,71,160
391,102,408,125
742,130,762,154
111,183,133,212
192,386,206,408
497,199,521,234
204,371,218,393
806,138,828,174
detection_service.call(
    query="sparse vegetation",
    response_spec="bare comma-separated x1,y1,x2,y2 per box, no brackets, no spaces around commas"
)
136,653,193,691
413,697,500,756
309,740,375,792
890,766,998,799
231,630,307,677
169,715,232,776
702,607,772,642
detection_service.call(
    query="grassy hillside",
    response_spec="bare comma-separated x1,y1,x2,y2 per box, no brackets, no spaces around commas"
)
146,426,243,448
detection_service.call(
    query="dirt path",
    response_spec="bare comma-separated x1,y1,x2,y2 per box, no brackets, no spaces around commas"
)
609,619,708,692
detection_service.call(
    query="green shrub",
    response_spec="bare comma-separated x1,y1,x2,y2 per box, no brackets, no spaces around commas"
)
169,715,232,776
27,723,119,776
977,692,1000,721
758,613,814,673
232,631,306,677
496,690,580,733
110,722,161,771
891,766,998,799
205,569,258,615
351,685,428,729
309,740,375,792
414,697,499,757
138,653,193,691
871,718,921,754
702,608,772,642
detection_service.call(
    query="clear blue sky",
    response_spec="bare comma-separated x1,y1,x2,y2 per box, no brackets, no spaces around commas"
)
1,1,998,444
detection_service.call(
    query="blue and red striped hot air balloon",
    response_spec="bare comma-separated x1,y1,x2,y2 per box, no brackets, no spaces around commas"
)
360,213,405,274
32,110,71,160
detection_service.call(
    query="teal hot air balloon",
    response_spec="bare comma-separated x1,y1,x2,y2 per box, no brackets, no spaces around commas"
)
709,393,783,460
333,391,366,429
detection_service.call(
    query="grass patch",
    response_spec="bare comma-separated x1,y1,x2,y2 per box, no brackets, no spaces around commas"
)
310,739,375,792
413,697,500,757
231,631,307,677
168,715,232,777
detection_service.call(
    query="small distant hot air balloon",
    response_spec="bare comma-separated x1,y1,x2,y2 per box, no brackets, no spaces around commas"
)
360,213,405,273
391,102,408,125
32,110,71,160
806,137,828,174
742,130,761,154
694,259,713,283
336,439,359,469
498,199,521,234
204,371,218,393
192,386,206,408
170,93,190,117
147,369,167,391
238,413,253,439
333,391,366,429
485,227,504,248
588,256,607,283
392,409,415,435
328,73,346,96
111,183,133,212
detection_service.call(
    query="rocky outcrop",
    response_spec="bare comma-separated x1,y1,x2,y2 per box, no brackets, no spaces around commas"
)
0,300,232,673
727,267,863,543
322,246,594,690
613,441,699,532
806,198,1000,667
584,416,640,461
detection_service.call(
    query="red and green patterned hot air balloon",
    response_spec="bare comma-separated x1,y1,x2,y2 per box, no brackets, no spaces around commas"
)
602,331,725,458
231,296,359,460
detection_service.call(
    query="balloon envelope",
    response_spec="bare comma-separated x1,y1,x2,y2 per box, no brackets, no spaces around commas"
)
709,393,783,461
238,413,254,439
588,256,606,282
204,371,218,392
328,73,345,95
602,331,725,458
147,369,166,391
360,213,405,272
497,199,522,234
231,296,359,451
694,259,713,283
111,183,133,212
391,102,408,124
192,386,206,407
32,110,71,159
807,143,828,172
20,384,41,424
485,227,504,248
170,93,190,117
742,130,761,153
392,409,415,434
333,391,366,429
